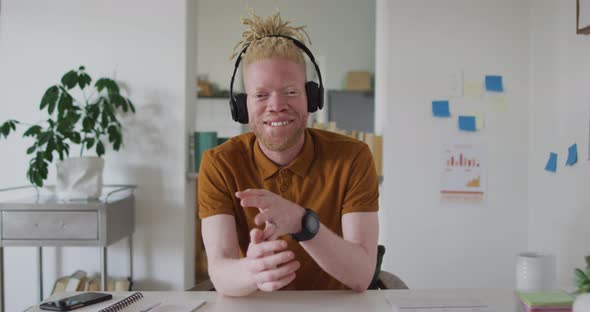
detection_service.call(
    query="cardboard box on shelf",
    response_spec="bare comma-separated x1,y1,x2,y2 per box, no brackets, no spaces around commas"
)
345,71,372,91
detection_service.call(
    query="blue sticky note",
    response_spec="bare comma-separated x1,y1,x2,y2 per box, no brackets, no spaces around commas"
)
432,100,450,117
566,143,578,166
458,116,477,131
545,152,557,172
485,75,504,92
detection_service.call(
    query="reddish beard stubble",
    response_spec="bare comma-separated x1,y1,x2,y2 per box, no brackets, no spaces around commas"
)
250,112,307,152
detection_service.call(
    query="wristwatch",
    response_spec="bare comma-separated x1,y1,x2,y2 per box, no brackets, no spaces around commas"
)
290,208,320,242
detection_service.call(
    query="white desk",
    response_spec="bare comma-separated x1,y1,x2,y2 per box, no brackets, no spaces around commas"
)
28,289,519,312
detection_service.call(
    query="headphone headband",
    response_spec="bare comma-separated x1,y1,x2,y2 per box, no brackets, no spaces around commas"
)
229,44,249,106
265,35,324,92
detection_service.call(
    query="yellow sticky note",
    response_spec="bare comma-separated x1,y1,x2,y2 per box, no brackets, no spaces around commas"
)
489,95,507,112
464,81,483,99
474,113,484,130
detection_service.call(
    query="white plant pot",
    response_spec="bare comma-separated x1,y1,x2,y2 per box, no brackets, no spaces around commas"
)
574,293,590,312
56,156,104,200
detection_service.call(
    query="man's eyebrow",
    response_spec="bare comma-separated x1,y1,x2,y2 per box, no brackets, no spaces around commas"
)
252,88,271,94
250,83,300,92
281,83,301,89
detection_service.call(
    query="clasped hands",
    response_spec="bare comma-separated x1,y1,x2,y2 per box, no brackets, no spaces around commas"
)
235,189,306,292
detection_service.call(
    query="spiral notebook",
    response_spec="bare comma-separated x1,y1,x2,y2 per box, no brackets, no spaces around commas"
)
98,292,205,312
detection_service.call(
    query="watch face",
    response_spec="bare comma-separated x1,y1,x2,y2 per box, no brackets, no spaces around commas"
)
306,212,319,233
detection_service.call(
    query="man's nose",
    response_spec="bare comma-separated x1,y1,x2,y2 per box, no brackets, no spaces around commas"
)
267,93,288,112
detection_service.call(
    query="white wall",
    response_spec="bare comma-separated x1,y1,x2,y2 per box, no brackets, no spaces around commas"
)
376,0,530,288
0,1,196,311
195,98,244,138
195,0,375,91
528,0,590,289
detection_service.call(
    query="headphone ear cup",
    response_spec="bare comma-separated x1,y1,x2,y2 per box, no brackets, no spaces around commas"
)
234,93,249,124
305,81,320,113
317,85,324,110
230,97,239,122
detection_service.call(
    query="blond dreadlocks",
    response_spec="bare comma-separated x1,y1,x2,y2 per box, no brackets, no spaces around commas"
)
231,9,311,67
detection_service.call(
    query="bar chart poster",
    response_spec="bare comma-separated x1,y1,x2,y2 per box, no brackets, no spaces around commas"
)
440,144,486,204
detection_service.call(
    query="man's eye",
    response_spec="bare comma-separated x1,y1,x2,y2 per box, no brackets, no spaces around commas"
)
254,93,268,99
286,90,298,96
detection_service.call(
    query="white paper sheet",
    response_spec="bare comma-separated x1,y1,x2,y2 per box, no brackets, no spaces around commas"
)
440,144,486,204
580,0,590,29
384,293,493,312
392,308,492,312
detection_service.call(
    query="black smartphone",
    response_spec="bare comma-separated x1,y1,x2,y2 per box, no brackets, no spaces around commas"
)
39,292,113,311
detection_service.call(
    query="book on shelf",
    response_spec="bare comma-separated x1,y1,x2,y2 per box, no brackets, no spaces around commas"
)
52,270,87,295
65,270,87,291
191,131,230,173
312,122,326,130
327,121,338,132
308,121,383,178
86,276,132,291
364,133,375,154
51,276,69,295
51,272,132,295
373,135,383,177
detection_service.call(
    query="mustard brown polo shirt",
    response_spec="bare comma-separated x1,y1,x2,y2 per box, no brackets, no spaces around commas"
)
198,128,379,290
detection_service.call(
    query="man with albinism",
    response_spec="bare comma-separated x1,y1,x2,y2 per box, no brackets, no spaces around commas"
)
198,10,380,296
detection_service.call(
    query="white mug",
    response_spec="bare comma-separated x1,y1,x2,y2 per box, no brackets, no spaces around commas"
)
516,252,556,292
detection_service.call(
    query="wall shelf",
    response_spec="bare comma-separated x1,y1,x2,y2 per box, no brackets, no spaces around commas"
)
197,96,229,99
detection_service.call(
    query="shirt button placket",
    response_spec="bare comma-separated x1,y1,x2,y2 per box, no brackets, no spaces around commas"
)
279,169,288,193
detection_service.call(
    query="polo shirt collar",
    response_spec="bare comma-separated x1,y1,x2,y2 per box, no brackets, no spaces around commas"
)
253,129,314,180
287,129,314,178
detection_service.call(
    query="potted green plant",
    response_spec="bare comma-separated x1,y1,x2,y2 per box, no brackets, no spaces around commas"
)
0,66,135,199
573,256,590,312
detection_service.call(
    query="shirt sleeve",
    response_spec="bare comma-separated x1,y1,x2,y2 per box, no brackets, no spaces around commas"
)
198,150,236,219
341,144,380,214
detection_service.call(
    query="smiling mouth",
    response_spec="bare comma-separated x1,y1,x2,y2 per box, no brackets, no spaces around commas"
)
264,120,293,127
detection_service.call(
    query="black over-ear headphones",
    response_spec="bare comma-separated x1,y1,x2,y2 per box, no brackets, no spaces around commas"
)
229,35,324,124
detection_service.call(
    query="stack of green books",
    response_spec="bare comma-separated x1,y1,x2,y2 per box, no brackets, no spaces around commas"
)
191,132,230,173
518,292,574,312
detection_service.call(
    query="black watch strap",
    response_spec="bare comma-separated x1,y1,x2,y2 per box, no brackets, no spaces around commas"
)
290,208,319,242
